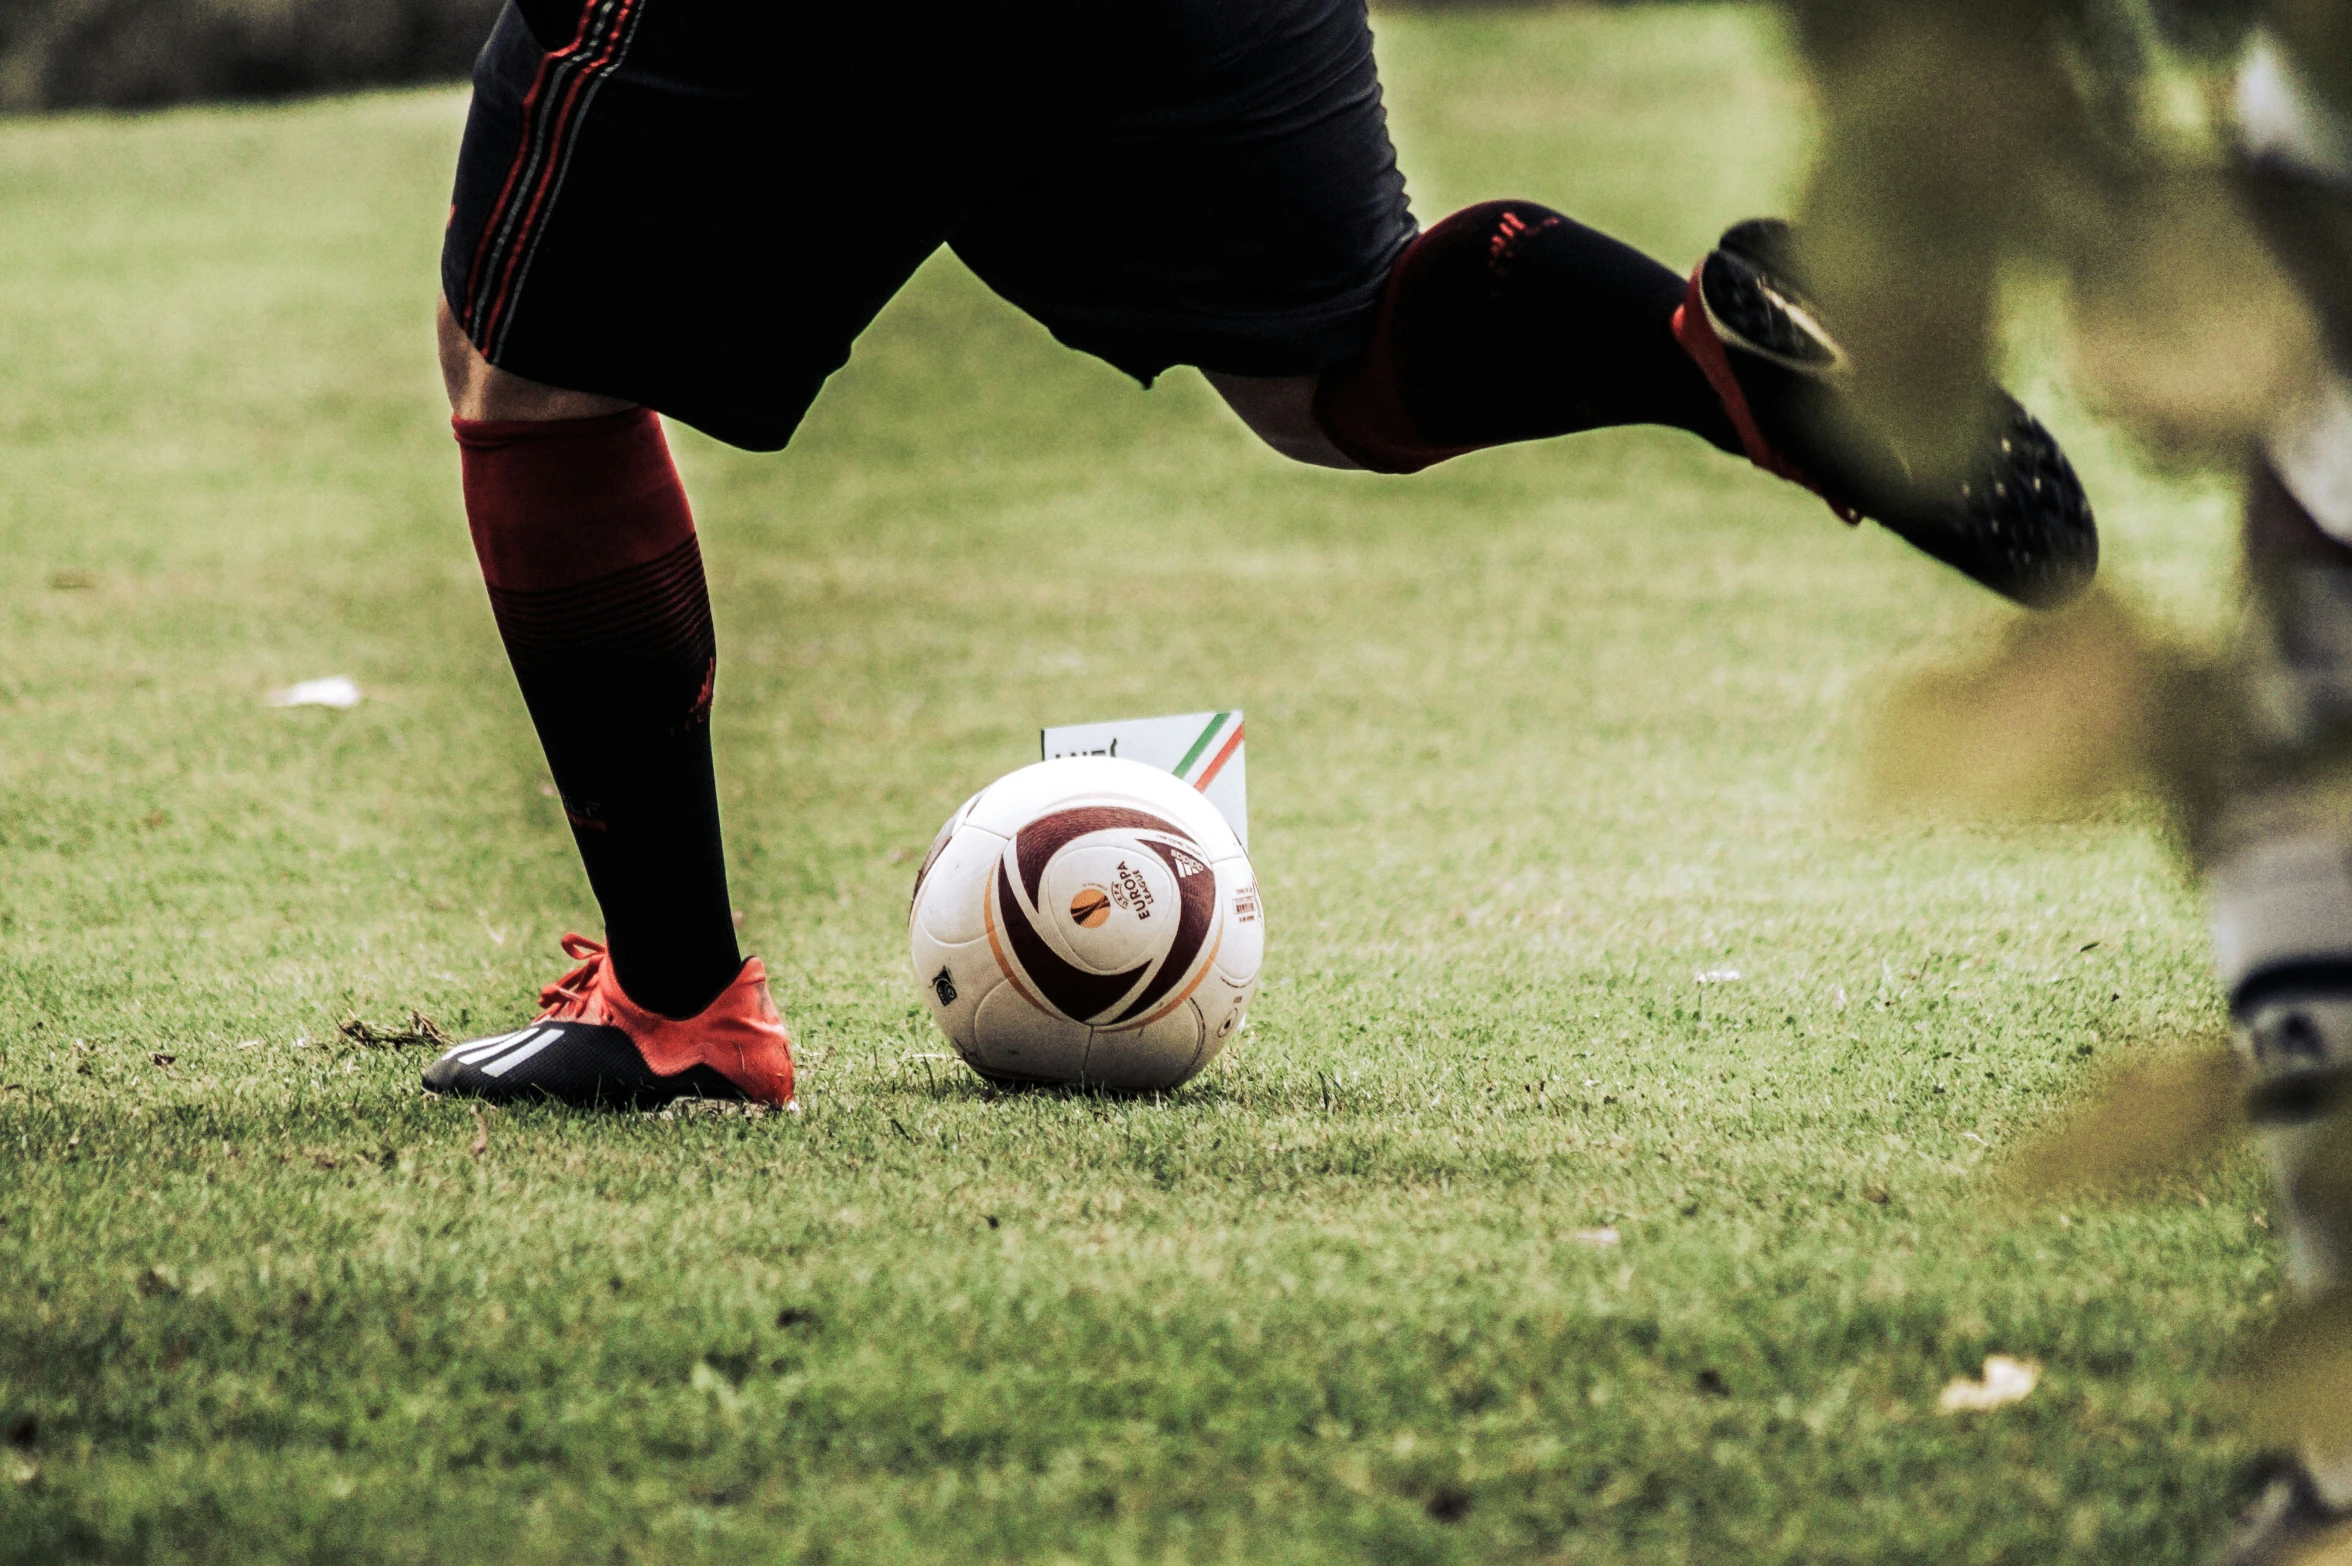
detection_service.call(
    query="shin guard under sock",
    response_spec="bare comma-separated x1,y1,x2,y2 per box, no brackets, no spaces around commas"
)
1315,200,1742,474
455,408,742,1020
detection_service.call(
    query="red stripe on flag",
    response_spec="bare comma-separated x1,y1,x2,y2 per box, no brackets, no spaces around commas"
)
1194,723,1244,791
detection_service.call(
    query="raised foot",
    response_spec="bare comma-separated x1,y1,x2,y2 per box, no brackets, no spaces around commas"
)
1680,216,2098,610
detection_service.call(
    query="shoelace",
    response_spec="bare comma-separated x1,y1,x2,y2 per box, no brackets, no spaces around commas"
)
537,933,610,1016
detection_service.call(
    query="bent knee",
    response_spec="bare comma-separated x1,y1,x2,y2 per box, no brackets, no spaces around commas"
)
436,294,634,422
1200,369,1362,471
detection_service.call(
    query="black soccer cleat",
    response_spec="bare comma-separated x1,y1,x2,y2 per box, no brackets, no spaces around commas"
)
2213,1457,2352,1566
1673,217,2098,610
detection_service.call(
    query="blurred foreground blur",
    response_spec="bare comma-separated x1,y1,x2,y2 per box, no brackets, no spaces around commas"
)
1813,1,2352,1553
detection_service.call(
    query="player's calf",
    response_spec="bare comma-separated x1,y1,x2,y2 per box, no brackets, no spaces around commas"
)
451,396,745,1023
438,270,757,1073
1314,200,1735,472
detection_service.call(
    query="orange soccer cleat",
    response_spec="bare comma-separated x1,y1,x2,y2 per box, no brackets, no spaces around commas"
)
422,934,795,1108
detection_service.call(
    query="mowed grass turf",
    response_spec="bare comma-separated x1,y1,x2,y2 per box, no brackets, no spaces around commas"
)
0,6,2273,1563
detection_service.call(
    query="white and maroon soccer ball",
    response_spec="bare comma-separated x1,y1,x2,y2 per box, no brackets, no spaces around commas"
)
908,757,1263,1091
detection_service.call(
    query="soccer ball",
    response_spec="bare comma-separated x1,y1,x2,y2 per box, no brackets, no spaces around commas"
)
908,756,1263,1091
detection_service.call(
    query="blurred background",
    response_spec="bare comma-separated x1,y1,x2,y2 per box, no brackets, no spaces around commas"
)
0,0,502,112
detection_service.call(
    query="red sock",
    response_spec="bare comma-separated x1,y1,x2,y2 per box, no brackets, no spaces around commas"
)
1312,217,1487,474
455,409,742,1020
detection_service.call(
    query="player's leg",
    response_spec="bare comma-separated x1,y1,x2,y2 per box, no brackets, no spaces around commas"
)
1305,199,2097,609
1198,201,1744,474
1307,202,1742,463
1196,372,1360,470
434,294,795,1108
2202,33,2352,1566
437,298,733,1022
415,0,966,1106
954,0,2095,609
957,2,1732,474
428,300,757,1072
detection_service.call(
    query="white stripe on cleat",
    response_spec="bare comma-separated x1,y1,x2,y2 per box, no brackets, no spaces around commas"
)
478,1029,561,1078
452,1028,538,1066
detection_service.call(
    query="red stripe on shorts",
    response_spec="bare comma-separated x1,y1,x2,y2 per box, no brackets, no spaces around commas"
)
463,0,645,351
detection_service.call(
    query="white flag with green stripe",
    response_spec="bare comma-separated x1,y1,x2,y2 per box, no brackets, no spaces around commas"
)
1041,710,1247,847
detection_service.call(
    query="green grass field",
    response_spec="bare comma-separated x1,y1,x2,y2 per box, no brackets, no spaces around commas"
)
0,6,2276,1562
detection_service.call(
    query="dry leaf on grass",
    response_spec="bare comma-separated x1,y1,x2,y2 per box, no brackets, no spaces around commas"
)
337,1012,447,1050
1938,1355,2041,1412
678,1098,770,1119
468,1108,489,1159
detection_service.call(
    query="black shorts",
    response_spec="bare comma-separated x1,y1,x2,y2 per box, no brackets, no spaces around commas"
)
442,0,1417,451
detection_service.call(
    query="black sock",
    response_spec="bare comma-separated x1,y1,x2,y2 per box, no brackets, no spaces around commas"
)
1317,201,1741,471
456,411,743,1020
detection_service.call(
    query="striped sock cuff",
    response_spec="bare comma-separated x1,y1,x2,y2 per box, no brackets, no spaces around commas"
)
486,534,715,665
456,407,697,594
